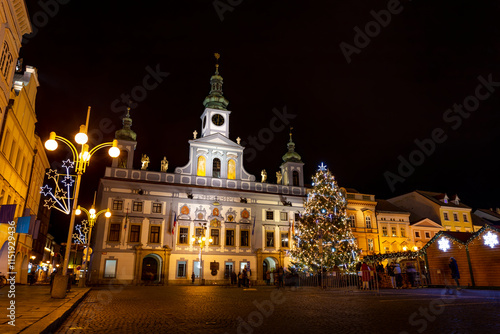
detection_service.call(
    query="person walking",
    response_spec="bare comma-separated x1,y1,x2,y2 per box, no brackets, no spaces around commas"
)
238,271,242,287
394,263,403,289
406,263,417,288
191,272,195,284
231,271,236,285
361,262,370,290
387,263,396,289
449,257,460,289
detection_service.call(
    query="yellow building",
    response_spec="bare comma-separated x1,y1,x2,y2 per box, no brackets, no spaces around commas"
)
375,199,412,253
388,190,474,233
344,188,379,256
0,65,50,283
0,0,31,132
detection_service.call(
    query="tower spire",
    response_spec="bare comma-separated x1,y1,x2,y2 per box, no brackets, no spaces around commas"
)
203,53,229,110
115,106,137,141
282,126,302,163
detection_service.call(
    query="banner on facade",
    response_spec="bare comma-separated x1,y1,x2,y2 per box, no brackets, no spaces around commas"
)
16,216,30,233
0,204,17,224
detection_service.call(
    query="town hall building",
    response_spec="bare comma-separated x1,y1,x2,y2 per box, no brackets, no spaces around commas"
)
90,60,307,285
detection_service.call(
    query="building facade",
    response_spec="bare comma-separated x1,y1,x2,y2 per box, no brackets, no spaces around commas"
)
345,189,379,256
375,199,412,253
90,63,307,285
388,191,475,233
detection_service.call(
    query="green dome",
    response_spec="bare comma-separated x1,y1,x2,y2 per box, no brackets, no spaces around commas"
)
115,108,137,141
282,140,302,163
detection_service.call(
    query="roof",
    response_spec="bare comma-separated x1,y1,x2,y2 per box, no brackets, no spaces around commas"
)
345,188,359,193
442,231,474,243
476,208,500,220
416,190,470,209
376,199,410,214
471,213,488,228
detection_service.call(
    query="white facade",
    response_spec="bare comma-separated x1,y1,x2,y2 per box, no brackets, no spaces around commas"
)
91,65,306,285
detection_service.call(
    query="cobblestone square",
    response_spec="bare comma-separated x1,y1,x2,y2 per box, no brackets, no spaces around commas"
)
54,286,500,334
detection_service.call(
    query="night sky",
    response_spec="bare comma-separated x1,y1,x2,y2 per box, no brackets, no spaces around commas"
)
20,0,500,242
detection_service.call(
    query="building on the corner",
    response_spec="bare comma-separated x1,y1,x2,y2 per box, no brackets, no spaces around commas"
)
387,190,475,233
90,62,307,285
375,199,412,253
345,189,379,256
0,64,51,283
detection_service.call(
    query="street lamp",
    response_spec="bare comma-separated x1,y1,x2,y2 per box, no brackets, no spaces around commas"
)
191,230,213,285
44,106,119,281
75,197,111,287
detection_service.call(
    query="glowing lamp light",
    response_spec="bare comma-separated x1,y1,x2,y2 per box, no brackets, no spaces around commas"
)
75,206,82,215
209,238,213,243
108,140,120,158
403,246,408,251
45,132,58,151
438,237,450,252
89,207,96,215
80,144,90,162
105,210,111,218
75,125,88,144
202,237,206,242
483,231,499,248
413,246,418,251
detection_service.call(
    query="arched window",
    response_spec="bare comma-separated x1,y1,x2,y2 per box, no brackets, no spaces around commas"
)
292,171,299,186
118,150,128,168
365,216,372,229
213,158,221,178
197,156,206,176
227,159,236,180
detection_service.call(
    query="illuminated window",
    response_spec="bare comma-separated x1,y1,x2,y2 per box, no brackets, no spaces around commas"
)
177,261,187,278
179,227,189,244
266,232,274,247
365,216,372,229
392,227,397,237
367,239,374,251
104,259,117,278
197,156,206,176
227,159,236,179
133,201,143,212
382,227,388,237
281,232,289,248
400,228,406,238
349,215,356,228
280,212,288,221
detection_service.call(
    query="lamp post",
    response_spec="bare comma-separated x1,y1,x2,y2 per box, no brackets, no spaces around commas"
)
191,229,212,285
75,198,111,287
44,107,119,295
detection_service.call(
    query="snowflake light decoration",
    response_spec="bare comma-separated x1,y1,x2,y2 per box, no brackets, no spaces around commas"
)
318,162,327,171
483,231,499,249
438,237,450,252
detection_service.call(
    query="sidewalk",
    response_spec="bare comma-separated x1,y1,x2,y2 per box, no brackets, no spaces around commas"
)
0,284,90,334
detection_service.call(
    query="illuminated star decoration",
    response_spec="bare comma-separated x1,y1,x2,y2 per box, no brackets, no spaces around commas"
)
438,237,450,252
483,231,499,248
46,169,58,181
73,220,89,244
41,185,52,196
40,160,76,214
318,162,327,171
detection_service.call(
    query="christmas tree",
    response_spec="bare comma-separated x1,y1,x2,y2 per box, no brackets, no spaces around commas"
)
290,164,360,272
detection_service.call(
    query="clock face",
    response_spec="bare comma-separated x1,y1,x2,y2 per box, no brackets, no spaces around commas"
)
212,114,224,126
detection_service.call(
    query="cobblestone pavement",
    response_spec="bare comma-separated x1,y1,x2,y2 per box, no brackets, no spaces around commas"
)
55,286,500,334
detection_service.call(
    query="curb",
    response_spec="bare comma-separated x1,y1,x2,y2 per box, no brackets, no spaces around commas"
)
20,288,91,334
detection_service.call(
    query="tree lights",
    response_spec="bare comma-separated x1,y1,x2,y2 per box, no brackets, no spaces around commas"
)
290,165,360,272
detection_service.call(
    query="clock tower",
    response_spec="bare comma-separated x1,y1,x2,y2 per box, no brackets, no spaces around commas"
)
201,53,231,138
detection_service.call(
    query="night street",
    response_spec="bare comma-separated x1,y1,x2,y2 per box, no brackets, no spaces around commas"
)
54,286,500,334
